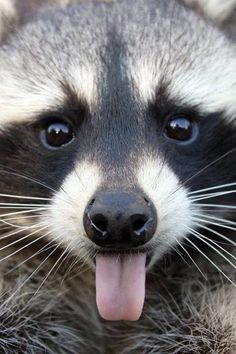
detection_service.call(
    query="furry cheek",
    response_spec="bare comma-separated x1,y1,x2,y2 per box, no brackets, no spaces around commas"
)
137,157,196,263
41,161,101,263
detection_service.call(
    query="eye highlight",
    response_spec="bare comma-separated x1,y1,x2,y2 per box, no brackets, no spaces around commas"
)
164,117,198,143
40,119,75,149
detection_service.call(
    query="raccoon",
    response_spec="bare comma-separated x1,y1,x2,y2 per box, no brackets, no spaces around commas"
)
0,0,235,353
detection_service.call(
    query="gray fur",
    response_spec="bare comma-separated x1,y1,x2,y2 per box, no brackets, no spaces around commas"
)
0,250,235,353
0,1,235,353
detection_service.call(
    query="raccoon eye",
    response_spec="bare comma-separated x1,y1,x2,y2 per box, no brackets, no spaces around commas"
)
164,117,198,143
40,120,75,149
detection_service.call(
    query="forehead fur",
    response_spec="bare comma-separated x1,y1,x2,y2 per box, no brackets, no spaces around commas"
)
0,0,235,126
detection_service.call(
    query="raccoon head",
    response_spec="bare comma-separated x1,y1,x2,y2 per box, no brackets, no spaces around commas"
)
0,0,235,321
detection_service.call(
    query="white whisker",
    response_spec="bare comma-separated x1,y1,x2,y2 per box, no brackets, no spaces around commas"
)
30,242,70,301
0,193,51,201
189,190,236,202
2,214,44,223
175,239,207,279
192,216,236,232
0,207,48,218
192,222,236,246
188,182,236,196
190,190,236,202
0,214,45,228
46,244,72,283
194,203,236,210
0,229,52,265
6,239,63,304
7,236,61,275
0,203,49,207
187,227,236,269
193,213,236,226
0,169,74,207
0,224,49,252
197,234,236,262
0,222,46,241
184,233,235,286
0,169,57,194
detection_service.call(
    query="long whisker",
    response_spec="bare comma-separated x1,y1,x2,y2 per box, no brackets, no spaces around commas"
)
190,190,236,202
192,222,236,246
29,242,68,301
0,207,48,219
0,203,49,207
7,236,61,275
184,233,235,286
0,218,30,228
196,233,236,262
193,213,236,226
188,182,236,196
39,243,72,290
0,193,51,201
63,256,86,281
7,238,63,303
192,216,236,232
0,224,49,252
171,148,236,196
0,222,46,241
0,210,46,227
187,227,236,269
0,168,73,207
175,239,207,279
0,168,57,194
0,229,52,265
194,203,236,210
2,214,45,223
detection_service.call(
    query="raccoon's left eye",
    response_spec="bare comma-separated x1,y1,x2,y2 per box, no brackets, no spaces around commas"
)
164,117,198,143
40,119,75,149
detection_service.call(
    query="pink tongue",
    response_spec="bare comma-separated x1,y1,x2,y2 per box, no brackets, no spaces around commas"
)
96,253,146,321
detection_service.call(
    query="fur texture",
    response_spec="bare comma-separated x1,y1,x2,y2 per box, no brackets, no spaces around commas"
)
0,250,235,353
0,0,235,353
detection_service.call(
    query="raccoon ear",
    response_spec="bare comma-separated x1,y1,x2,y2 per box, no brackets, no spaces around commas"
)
183,0,236,23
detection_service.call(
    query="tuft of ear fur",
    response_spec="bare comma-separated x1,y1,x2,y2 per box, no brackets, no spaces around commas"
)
184,0,236,23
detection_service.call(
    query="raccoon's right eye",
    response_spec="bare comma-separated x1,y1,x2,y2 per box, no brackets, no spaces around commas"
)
40,119,75,149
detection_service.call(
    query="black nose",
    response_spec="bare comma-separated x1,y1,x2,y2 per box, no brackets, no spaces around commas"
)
83,190,157,249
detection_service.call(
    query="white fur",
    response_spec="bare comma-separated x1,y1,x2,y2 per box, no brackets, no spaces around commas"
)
0,64,97,125
44,155,196,268
132,49,236,119
69,64,98,106
0,74,64,124
132,58,161,103
169,56,236,118
137,157,195,266
43,161,101,264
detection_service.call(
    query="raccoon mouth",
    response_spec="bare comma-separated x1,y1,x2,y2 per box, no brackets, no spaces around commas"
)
95,252,147,321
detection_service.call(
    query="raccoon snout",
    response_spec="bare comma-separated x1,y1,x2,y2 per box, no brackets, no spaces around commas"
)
83,190,157,249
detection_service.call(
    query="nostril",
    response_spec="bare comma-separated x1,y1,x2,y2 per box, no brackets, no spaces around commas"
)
131,214,149,232
84,191,157,248
91,214,108,233
144,197,151,207
89,199,95,207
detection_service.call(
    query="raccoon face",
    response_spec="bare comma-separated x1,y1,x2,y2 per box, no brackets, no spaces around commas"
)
0,0,235,321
